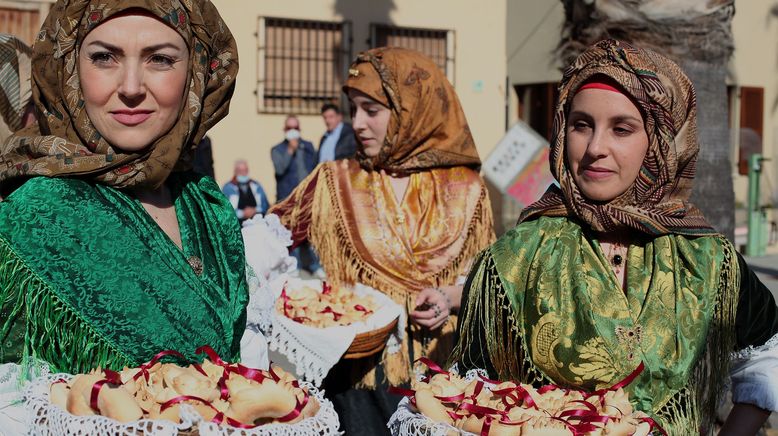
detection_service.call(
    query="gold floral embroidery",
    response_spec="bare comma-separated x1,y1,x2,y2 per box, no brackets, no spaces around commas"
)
569,337,619,386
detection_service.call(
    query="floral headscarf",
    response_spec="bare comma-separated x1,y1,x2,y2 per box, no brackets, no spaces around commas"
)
0,0,237,191
519,39,716,236
343,47,480,175
0,34,32,142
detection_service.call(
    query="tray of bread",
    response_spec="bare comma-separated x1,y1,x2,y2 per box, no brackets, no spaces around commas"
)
24,346,340,435
388,359,665,436
275,278,402,358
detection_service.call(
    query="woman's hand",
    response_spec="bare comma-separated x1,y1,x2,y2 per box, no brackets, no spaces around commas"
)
409,285,463,331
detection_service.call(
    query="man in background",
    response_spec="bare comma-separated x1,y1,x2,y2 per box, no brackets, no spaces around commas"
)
271,115,317,202
222,160,269,224
318,103,356,163
270,115,322,278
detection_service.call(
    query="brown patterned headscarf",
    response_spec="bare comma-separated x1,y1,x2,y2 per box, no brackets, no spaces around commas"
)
343,47,480,175
0,0,237,191
519,39,716,236
0,34,32,142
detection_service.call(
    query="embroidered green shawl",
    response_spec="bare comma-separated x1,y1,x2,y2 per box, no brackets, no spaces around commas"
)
0,173,248,373
454,216,739,434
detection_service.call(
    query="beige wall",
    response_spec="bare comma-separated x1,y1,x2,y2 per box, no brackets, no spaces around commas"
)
505,1,564,123
210,0,507,202
729,0,778,208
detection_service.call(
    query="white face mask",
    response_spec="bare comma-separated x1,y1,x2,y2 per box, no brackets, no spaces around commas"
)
285,129,301,141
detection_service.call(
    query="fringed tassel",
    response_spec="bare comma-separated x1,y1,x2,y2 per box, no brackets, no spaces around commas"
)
654,237,739,435
449,251,551,386
309,168,495,388
0,237,131,374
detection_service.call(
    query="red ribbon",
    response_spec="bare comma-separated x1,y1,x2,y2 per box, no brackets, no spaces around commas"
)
133,350,189,382
160,394,255,429
353,304,372,315
321,282,332,295
319,306,343,322
276,391,309,423
387,386,416,397
590,361,645,398
89,368,122,412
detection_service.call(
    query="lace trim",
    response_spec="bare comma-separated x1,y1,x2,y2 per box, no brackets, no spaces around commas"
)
244,214,293,248
267,312,336,387
24,372,341,435
732,331,778,361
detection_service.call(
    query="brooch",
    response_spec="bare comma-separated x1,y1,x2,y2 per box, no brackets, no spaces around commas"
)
187,256,204,276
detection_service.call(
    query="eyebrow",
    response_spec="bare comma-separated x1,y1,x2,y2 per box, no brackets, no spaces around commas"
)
568,110,642,124
86,40,185,54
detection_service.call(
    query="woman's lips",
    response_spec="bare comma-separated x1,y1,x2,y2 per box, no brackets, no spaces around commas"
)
582,167,615,179
111,110,152,126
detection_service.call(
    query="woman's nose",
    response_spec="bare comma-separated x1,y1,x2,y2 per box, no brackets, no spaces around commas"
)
118,64,145,102
585,128,609,158
352,109,366,131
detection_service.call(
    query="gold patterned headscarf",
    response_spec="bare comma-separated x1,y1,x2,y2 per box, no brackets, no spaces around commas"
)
519,39,716,236
0,0,237,191
0,34,32,141
343,47,480,175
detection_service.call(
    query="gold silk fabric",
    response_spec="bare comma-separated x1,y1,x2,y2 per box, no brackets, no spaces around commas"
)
271,159,495,386
343,47,481,175
0,0,237,191
454,216,739,434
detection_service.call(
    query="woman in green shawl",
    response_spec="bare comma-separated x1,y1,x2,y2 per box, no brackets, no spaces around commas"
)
0,0,247,374
452,39,778,435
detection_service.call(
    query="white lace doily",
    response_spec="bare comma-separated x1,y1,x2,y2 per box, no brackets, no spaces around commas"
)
24,373,342,435
242,214,296,285
267,278,404,387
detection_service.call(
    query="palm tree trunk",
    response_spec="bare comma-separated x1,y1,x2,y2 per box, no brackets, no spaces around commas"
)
682,59,735,241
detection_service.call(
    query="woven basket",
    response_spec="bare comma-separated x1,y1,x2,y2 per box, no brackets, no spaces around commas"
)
343,317,398,359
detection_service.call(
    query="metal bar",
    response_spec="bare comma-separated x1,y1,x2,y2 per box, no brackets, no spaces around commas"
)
747,153,764,256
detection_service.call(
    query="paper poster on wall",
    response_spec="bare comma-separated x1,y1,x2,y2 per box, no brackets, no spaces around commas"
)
484,120,555,210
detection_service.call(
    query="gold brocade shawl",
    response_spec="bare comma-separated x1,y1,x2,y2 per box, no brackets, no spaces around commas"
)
0,0,237,191
453,216,739,435
271,159,495,386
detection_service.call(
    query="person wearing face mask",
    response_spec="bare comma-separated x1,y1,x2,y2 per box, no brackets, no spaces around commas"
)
451,40,778,435
271,115,317,203
270,115,322,277
222,159,270,223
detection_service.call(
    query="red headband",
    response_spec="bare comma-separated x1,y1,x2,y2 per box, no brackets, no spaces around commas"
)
577,81,622,93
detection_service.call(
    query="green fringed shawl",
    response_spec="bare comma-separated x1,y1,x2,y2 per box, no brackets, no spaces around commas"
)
453,216,739,436
0,173,248,373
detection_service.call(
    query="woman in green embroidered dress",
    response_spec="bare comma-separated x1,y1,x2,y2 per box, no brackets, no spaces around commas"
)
452,39,778,435
0,0,247,374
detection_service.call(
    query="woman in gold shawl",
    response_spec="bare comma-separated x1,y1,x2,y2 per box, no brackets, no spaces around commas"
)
270,47,495,432
0,0,247,374
452,39,778,435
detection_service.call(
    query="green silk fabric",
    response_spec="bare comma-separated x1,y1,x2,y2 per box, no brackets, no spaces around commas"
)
0,173,248,373
472,216,738,430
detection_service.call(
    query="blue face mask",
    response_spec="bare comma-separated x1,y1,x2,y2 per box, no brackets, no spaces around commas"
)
236,175,250,184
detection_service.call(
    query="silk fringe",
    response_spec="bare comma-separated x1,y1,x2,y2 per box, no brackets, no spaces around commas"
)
0,237,131,374
310,167,494,388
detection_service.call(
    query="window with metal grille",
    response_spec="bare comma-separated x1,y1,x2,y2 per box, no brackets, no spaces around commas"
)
0,6,41,46
369,24,454,84
257,17,352,114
